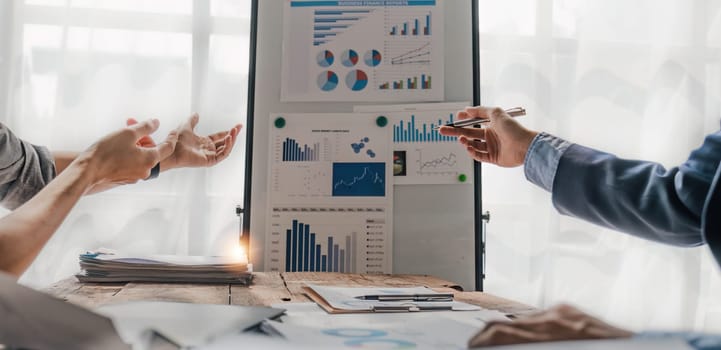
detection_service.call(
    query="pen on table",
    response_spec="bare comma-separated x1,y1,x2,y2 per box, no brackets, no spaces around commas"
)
355,293,455,302
434,107,526,129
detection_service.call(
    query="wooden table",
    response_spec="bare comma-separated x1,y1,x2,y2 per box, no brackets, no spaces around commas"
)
45,272,536,317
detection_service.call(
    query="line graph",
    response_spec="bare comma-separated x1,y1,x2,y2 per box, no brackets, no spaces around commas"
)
416,150,461,176
419,152,457,170
391,42,431,65
332,162,385,197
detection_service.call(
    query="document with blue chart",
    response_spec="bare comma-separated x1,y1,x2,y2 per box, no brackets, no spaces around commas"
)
281,0,444,102
266,113,393,274
356,102,475,185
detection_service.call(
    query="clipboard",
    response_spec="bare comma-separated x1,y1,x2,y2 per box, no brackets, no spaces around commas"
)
302,285,480,314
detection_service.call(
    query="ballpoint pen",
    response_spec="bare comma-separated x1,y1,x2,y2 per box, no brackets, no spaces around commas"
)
433,107,526,129
355,293,455,302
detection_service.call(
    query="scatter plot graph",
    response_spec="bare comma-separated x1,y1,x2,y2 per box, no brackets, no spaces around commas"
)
332,162,385,197
351,137,376,158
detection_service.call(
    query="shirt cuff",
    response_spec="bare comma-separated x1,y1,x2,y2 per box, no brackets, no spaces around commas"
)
523,132,572,192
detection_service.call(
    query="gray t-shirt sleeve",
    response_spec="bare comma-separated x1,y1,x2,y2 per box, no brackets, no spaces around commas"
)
0,123,56,209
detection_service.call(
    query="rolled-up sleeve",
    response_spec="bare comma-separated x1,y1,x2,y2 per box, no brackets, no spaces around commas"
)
0,124,56,209
523,132,572,192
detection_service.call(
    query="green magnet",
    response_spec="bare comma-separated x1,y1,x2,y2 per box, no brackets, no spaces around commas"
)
458,174,468,183
274,117,286,129
376,116,388,127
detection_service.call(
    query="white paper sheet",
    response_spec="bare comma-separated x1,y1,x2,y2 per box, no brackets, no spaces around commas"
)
281,0,445,102
355,102,474,185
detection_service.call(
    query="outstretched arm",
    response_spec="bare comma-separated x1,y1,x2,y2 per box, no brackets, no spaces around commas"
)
128,113,242,172
0,119,176,277
439,106,717,246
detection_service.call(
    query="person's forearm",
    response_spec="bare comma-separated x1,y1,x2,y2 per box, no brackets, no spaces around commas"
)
52,151,80,175
0,157,94,277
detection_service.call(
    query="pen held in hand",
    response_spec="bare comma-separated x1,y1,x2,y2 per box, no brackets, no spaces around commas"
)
434,107,526,129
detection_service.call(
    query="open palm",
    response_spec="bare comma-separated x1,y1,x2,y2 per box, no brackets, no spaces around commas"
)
127,114,242,171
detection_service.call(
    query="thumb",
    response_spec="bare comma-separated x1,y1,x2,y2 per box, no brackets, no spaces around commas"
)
188,113,200,129
155,130,178,162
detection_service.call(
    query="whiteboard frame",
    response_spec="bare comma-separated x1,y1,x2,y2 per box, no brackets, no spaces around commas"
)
242,0,484,291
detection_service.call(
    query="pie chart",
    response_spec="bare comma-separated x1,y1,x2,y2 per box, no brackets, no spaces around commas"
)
345,70,368,91
317,50,334,67
317,71,339,91
341,49,359,67
364,49,382,67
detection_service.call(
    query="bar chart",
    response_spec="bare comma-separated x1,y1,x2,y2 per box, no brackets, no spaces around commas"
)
312,9,372,46
285,219,356,273
266,207,390,274
282,137,321,162
393,113,456,143
388,12,432,36
378,74,431,90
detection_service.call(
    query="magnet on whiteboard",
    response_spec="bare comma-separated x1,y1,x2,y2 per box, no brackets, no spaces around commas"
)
458,174,467,183
376,116,388,127
274,117,286,128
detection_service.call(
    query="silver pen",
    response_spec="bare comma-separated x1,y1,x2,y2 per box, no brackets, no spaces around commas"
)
355,293,454,302
434,107,526,129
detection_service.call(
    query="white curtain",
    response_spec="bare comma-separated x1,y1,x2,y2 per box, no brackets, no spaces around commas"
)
0,0,252,287
480,0,721,333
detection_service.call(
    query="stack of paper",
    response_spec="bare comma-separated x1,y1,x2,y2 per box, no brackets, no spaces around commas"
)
76,252,253,284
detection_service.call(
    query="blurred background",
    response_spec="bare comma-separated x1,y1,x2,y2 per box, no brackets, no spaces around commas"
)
0,0,719,335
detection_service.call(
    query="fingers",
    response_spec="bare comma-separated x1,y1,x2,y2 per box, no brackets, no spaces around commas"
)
189,113,200,129
156,130,179,161
208,124,243,142
438,125,487,139
463,137,488,153
216,135,233,162
128,118,160,138
126,118,158,147
467,146,491,163
469,322,542,347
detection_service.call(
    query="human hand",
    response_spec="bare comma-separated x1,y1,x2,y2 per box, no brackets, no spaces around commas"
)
135,114,241,171
80,119,177,191
438,106,538,167
468,304,633,348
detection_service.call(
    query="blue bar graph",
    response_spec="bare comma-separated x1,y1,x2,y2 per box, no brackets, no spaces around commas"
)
284,219,354,273
389,13,432,36
393,114,457,143
283,138,320,161
312,9,371,46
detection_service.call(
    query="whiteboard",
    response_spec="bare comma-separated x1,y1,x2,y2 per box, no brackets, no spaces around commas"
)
246,0,479,290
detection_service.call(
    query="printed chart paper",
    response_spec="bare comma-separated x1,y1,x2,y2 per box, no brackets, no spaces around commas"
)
282,0,444,102
356,102,474,185
266,113,393,274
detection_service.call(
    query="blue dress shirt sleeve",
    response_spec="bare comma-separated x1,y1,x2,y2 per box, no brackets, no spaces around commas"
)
522,130,721,247
524,132,572,192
